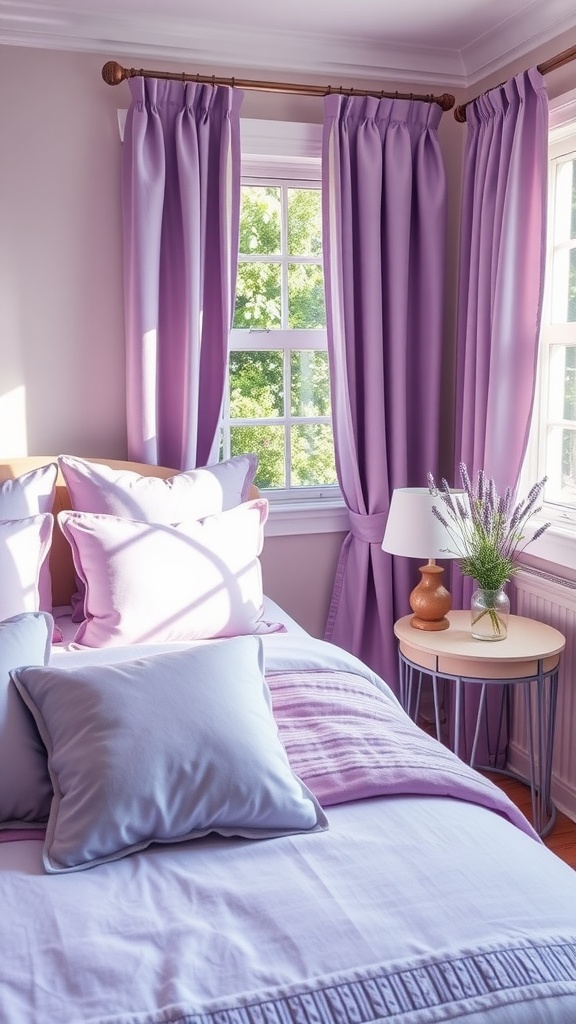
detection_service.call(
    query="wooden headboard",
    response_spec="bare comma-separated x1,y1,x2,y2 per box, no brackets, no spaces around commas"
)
0,456,258,608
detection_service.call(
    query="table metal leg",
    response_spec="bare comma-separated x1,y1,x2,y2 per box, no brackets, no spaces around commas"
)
432,677,442,742
520,667,558,838
453,679,461,760
470,682,487,768
397,648,560,839
397,651,426,724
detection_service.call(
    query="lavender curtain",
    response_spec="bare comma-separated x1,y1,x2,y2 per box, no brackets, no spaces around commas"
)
122,78,243,470
322,93,447,689
452,68,549,762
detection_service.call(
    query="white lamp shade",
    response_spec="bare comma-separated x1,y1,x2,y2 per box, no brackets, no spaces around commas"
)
382,488,455,560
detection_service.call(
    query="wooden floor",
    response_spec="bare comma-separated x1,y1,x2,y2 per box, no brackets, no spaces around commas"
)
485,772,576,869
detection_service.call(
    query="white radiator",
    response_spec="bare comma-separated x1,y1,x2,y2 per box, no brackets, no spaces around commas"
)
512,567,576,820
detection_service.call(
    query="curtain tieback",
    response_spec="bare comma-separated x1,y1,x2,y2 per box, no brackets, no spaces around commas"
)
348,510,387,544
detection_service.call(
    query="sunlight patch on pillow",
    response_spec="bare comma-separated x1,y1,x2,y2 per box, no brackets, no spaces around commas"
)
0,464,57,612
11,637,328,873
0,516,53,621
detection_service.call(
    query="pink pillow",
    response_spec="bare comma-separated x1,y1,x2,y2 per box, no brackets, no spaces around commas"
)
58,454,257,521
58,454,258,621
0,465,57,611
0,516,53,620
58,500,269,647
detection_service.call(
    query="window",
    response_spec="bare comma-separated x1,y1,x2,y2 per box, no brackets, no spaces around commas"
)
522,90,576,566
533,122,576,507
220,122,339,504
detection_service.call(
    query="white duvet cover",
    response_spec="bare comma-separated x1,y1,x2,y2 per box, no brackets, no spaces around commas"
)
2,627,576,1024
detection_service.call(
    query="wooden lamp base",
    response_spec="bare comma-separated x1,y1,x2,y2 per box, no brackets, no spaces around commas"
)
409,561,451,631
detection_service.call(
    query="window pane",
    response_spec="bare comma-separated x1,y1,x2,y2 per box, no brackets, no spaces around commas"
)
565,158,569,238
565,346,576,418
231,425,285,489
239,186,281,254
229,351,284,418
291,424,337,487
234,263,281,328
290,351,331,416
287,263,325,328
287,188,322,256
569,249,576,322
571,160,576,240
563,428,576,497
544,424,576,503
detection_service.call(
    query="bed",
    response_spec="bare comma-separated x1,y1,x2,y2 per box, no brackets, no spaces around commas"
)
1,454,576,1024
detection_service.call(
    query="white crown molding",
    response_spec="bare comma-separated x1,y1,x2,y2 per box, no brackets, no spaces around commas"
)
0,11,467,86
2,1,576,89
460,0,576,85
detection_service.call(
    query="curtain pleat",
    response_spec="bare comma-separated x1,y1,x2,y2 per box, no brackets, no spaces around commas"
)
322,94,447,689
121,78,242,470
452,67,549,763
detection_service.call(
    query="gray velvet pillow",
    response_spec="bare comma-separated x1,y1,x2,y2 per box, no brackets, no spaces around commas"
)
0,612,53,828
12,636,328,873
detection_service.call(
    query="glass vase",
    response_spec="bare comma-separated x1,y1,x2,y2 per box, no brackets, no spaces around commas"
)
470,587,510,641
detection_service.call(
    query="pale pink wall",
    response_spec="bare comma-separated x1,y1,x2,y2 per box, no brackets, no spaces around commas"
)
261,531,347,638
0,47,127,457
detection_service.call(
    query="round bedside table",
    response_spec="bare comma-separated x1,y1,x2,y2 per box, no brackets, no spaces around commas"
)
394,611,566,837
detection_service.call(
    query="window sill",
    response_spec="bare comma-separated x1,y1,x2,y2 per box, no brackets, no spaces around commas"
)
522,516,576,573
264,499,349,537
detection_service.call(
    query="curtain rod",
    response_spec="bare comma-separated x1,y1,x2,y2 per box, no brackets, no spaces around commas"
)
453,42,576,122
101,60,455,111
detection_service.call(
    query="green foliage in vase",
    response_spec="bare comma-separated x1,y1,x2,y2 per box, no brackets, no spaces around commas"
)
428,464,550,590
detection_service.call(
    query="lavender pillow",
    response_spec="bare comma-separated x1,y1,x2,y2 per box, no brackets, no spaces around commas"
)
58,454,258,620
58,500,269,647
11,637,328,873
0,612,53,829
0,515,53,620
0,464,57,611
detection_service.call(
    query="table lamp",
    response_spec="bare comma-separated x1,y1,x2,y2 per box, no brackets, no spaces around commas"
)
382,487,456,631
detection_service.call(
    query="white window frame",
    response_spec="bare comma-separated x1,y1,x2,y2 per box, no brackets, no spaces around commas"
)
224,119,346,536
521,88,576,569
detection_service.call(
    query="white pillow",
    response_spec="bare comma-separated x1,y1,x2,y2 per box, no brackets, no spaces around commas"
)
0,464,57,611
58,500,269,647
0,612,53,829
0,515,53,621
11,637,328,873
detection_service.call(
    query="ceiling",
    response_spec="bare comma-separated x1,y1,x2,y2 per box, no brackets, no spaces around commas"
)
2,0,576,88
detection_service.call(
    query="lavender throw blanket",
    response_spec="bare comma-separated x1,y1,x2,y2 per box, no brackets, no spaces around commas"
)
268,668,539,842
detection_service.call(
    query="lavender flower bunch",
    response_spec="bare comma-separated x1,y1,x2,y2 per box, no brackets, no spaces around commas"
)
427,463,550,591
